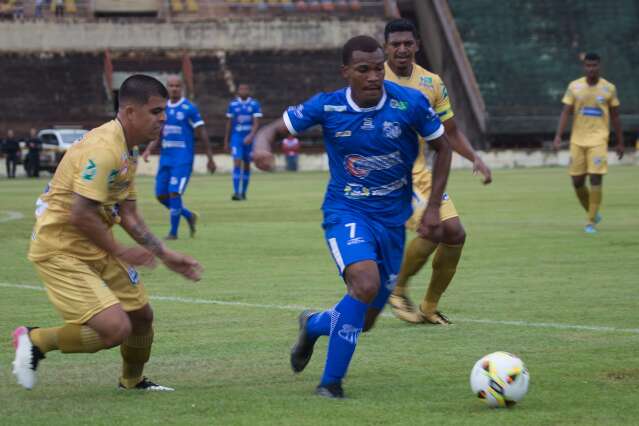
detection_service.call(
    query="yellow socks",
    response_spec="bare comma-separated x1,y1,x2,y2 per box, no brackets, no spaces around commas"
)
394,236,438,296
588,185,602,224
30,324,106,354
574,186,590,212
120,328,154,389
421,243,463,315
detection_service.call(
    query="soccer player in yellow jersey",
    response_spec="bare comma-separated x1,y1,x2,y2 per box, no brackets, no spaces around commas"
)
12,75,203,391
553,53,624,234
383,19,492,325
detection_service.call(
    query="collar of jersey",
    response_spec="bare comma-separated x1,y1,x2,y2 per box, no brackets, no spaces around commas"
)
167,97,186,108
346,87,387,112
236,97,253,104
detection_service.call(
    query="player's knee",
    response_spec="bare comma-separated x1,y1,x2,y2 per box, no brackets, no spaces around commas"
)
590,174,603,186
572,176,586,188
101,319,132,348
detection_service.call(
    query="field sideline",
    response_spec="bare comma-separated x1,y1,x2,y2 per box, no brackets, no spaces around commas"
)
1,166,638,425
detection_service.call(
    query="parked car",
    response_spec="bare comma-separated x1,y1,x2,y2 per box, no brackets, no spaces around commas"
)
22,128,88,174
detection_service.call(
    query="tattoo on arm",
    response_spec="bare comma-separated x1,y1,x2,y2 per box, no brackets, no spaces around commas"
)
129,223,165,256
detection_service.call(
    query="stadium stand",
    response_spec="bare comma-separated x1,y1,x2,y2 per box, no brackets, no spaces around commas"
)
447,0,639,141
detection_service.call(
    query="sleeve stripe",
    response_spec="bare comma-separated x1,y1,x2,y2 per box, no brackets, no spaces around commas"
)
282,111,298,135
226,113,232,118
253,113,263,118
191,120,205,128
424,124,445,141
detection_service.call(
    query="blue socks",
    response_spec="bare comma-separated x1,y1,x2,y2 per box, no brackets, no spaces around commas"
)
241,169,251,197
318,294,368,386
232,166,241,195
168,195,193,236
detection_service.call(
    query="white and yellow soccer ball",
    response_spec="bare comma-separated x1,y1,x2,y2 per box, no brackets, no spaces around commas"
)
470,351,530,408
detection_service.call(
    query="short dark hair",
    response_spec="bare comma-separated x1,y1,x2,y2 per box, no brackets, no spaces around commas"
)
584,52,600,62
384,18,419,42
118,74,168,106
342,35,383,65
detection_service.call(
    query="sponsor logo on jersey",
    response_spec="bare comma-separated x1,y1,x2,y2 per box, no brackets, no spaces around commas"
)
108,169,119,184
344,183,370,199
361,117,375,130
344,151,403,178
596,96,605,104
335,130,352,138
337,324,362,345
580,107,603,117
389,99,408,110
163,125,183,136
370,177,407,196
82,159,97,181
441,85,449,100
383,121,402,139
420,76,434,89
324,104,347,112
127,266,140,286
347,236,366,246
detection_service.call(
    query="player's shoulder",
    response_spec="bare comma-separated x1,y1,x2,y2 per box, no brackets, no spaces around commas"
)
412,64,444,85
568,77,586,89
67,121,121,162
384,80,427,103
598,77,616,90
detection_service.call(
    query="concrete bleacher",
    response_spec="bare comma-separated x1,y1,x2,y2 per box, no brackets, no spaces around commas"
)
447,0,639,136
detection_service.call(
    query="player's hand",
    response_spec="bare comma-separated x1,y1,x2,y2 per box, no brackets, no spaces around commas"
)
115,246,157,268
243,135,253,145
159,250,203,282
552,136,562,152
616,143,625,160
253,150,274,171
417,205,443,242
473,156,492,185
207,158,217,174
142,150,151,163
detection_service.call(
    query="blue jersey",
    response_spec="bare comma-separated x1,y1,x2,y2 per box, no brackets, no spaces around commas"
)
160,97,204,167
227,97,262,138
283,81,444,227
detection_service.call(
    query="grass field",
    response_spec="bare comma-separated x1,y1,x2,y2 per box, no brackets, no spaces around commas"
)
1,166,638,425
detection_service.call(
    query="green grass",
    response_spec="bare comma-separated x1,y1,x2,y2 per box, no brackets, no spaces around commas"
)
1,166,638,425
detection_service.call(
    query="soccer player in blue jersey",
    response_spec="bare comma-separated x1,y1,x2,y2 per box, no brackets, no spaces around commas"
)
254,35,452,398
142,75,216,240
223,83,262,200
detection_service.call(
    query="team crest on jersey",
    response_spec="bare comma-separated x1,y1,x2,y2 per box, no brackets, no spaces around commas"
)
389,99,408,110
108,169,119,184
335,130,352,138
127,266,140,286
593,156,604,166
344,151,403,178
176,111,185,120
383,121,402,139
361,117,375,131
420,76,434,89
119,152,129,175
182,104,190,110
82,159,97,181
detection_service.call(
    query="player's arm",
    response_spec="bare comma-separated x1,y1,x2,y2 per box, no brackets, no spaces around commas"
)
223,118,231,153
195,125,216,173
419,133,452,242
254,118,289,171
610,106,624,160
443,118,492,184
141,139,160,163
119,199,203,281
70,194,156,268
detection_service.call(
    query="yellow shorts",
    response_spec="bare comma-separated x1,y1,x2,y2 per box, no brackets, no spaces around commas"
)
33,254,148,325
406,170,458,232
569,143,608,176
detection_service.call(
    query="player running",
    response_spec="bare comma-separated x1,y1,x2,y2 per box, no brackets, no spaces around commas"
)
142,75,216,240
254,35,452,398
383,19,492,325
223,83,262,200
13,75,203,391
553,52,624,234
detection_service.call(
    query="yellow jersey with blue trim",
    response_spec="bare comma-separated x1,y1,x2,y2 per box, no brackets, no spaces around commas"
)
562,76,619,147
384,62,454,174
28,120,138,261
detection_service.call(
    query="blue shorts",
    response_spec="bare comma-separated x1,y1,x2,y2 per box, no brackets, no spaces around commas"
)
231,134,253,163
155,164,192,197
323,211,405,310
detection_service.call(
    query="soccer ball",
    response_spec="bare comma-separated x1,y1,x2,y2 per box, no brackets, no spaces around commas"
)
470,351,530,408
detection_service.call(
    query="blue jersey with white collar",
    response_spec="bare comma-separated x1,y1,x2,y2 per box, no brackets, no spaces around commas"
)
227,97,262,139
283,80,444,226
160,97,204,167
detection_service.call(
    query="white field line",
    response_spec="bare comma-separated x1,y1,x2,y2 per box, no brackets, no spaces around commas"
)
0,211,24,223
2,282,639,335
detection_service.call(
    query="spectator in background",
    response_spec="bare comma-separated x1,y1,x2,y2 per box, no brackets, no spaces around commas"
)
55,0,64,18
3,129,19,179
34,0,44,19
26,128,42,178
281,133,300,171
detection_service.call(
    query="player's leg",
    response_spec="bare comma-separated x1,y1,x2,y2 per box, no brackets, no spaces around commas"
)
569,143,590,215
13,256,132,389
240,144,253,199
155,165,171,209
231,137,243,200
584,144,607,232
419,215,465,325
166,166,192,239
292,216,379,398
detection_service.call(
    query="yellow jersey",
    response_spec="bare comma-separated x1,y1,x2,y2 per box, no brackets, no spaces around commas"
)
28,120,138,262
384,62,454,174
562,76,620,147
